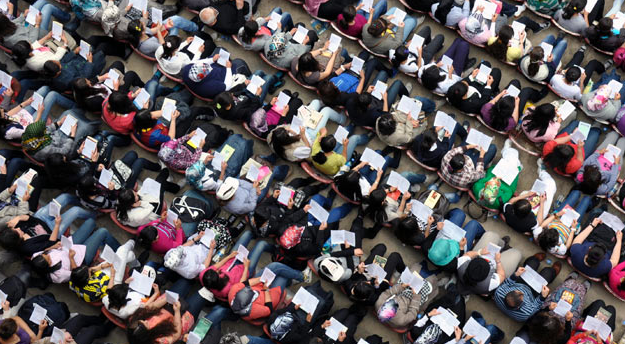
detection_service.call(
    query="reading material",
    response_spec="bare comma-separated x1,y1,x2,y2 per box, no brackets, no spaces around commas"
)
129,269,155,296
520,265,548,293
292,287,319,314
433,111,457,133
371,81,387,100
465,129,493,151
217,49,229,67
309,200,329,223
361,148,386,170
387,171,410,193
410,200,433,222
59,115,77,136
463,317,491,344
293,26,309,44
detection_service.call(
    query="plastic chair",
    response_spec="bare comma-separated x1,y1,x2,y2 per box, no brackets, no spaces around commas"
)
547,84,579,104
406,150,438,171
287,71,317,91
101,306,127,329
330,22,359,41
262,324,281,343
566,257,602,282
611,123,621,137
507,129,541,156
526,5,553,19
0,44,12,54
21,149,44,167
551,19,582,37
286,0,303,4
476,115,509,136
259,53,289,72
184,84,213,102
184,6,199,14
467,189,500,215
157,65,183,83
242,122,267,142
357,39,387,58
330,183,361,205
307,259,318,275
231,34,243,46
436,170,469,192
300,161,333,184
109,211,138,235
6,141,21,147
130,45,157,62
131,134,159,153
603,281,625,302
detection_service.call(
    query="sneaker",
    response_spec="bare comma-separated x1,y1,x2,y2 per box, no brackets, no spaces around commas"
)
536,21,550,32
583,279,592,291
302,266,313,283
579,45,587,53
514,4,526,17
463,57,477,72
462,120,471,132
501,236,511,251
405,82,413,94
536,158,546,172
503,138,512,151
415,15,426,28
604,59,614,71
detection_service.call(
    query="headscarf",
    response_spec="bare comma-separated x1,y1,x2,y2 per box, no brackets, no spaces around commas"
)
586,85,611,112
21,121,51,153
188,62,213,82
265,33,287,59
101,3,121,35
185,160,214,190
428,239,460,266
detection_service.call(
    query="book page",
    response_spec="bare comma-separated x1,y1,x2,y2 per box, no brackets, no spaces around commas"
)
520,265,548,293
129,269,155,296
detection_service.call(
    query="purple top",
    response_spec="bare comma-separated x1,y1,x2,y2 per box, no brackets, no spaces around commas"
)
0,320,31,344
480,103,515,131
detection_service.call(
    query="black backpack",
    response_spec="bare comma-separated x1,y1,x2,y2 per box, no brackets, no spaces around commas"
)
197,123,230,150
0,276,26,308
18,293,69,337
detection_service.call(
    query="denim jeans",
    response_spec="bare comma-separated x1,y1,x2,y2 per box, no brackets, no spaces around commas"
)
119,151,162,189
71,218,120,265
254,261,303,290
333,133,370,160
401,171,426,186
258,165,289,201
32,86,76,122
357,0,387,21
308,193,353,225
464,143,498,168
166,15,198,36
267,7,294,33
145,77,174,108
230,231,275,275
555,189,593,218
204,305,238,331
446,208,466,227
33,0,71,32
34,193,96,235
606,0,624,16
244,337,274,344
250,70,277,102
165,278,210,319
307,107,347,139
542,35,568,68
385,7,417,42
57,110,100,152
559,120,601,158
370,70,409,104
471,311,504,344
462,219,485,251
217,134,254,179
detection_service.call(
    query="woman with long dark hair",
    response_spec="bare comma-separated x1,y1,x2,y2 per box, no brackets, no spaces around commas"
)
574,131,624,195
432,0,469,27
336,0,387,37
541,119,601,175
554,0,598,34
267,125,311,162
480,87,519,132
418,38,472,94
584,17,625,52
237,8,293,51
519,35,568,83
522,101,564,143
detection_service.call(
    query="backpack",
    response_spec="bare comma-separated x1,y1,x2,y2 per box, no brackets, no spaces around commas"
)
330,73,360,93
248,108,269,137
279,225,305,249
199,123,230,150
197,218,233,263
0,276,26,307
18,293,69,337
171,195,217,223
269,312,295,341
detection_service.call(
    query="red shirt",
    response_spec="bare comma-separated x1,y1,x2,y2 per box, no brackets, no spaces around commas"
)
101,93,136,135
542,133,584,175
228,282,282,321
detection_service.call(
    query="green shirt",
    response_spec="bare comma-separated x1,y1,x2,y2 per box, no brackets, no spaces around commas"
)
311,133,346,176
527,0,563,14
471,165,521,210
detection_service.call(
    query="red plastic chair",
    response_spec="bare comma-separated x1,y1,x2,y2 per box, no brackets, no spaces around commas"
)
21,149,44,166
231,34,243,46
0,44,12,54
130,45,157,62
357,39,387,58
131,134,159,153
507,129,541,156
330,22,359,41
551,19,582,37
330,183,361,205
547,84,579,104
6,141,21,147
184,85,213,103
406,150,438,171
608,180,625,215
244,290,287,326
300,161,333,184
526,5,553,19
603,281,625,302
611,123,622,137
110,211,138,235
436,170,469,192
467,189,500,215
476,115,509,136
184,6,199,14
157,65,183,84
242,122,267,142
287,71,317,91
307,259,318,275
259,53,289,72
566,257,602,282
101,306,127,329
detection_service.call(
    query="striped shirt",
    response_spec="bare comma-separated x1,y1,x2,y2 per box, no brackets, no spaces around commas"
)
494,275,544,322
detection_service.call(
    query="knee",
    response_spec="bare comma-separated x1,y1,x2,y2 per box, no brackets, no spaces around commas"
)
372,243,387,253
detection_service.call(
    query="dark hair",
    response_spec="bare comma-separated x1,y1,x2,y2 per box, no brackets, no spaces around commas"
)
318,80,341,106
45,153,81,186
108,284,131,309
447,82,468,107
108,91,136,114
377,113,396,136
71,78,107,109
527,47,544,77
355,93,373,113
252,208,269,228
394,216,421,244
138,226,158,250
214,92,234,115
512,199,532,218
586,244,607,267
351,281,375,301
598,17,614,36
116,189,136,222
161,35,182,60
505,290,523,309
298,53,321,73
421,65,446,90
77,176,99,200
201,269,229,291
335,170,362,201
565,66,581,83
11,41,32,67
70,266,90,288
127,19,143,46
0,14,17,38
528,312,564,344
0,318,17,340
338,5,357,30
364,188,387,223
544,144,575,173
449,154,465,173
619,277,625,291
523,103,556,137
32,251,62,276
0,228,22,249
562,0,585,20
391,48,410,69
128,308,176,344
490,96,515,131
134,109,157,131
241,20,259,44
312,136,337,165
270,127,301,159
417,128,437,153
42,60,61,78
537,228,559,251
367,18,388,36
434,0,454,24
487,25,513,61
578,165,602,194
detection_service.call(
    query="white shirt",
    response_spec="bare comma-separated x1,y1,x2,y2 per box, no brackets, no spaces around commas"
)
170,237,210,279
418,63,461,94
292,146,312,160
550,74,582,101
103,290,144,319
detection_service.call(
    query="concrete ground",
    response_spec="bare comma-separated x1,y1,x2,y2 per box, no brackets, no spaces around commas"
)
2,0,625,342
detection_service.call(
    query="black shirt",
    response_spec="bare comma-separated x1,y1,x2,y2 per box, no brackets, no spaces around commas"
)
503,203,537,234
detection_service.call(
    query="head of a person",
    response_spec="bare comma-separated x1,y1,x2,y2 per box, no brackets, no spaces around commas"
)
512,199,532,218
463,257,490,286
298,52,321,73
421,65,446,90
338,5,357,29
585,244,607,267
11,41,32,67
367,18,388,37
31,251,61,275
562,0,586,19
356,93,373,111
77,176,100,199
311,135,337,165
126,19,144,45
0,14,17,38
0,318,17,340
395,216,421,241
352,280,375,301
318,80,341,105
528,311,564,344
377,113,396,136
449,153,466,173
216,177,240,203
447,81,469,106
107,283,131,309
417,128,437,152
490,95,515,131
45,153,80,182
368,188,386,208
201,269,229,290
270,127,300,158
161,35,182,60
578,165,603,194
337,169,361,190
487,25,513,61
544,144,575,172
199,7,218,26
391,48,410,69
318,257,346,282
434,0,455,24
598,17,614,35
537,227,559,251
214,92,234,113
71,77,104,104
527,46,545,77
564,66,581,84
116,189,138,221
137,226,159,250
0,226,25,249
128,308,176,344
42,60,62,78
70,266,91,288
241,20,260,43
252,206,270,229
504,290,524,309
108,91,136,114
134,109,157,131
524,103,556,136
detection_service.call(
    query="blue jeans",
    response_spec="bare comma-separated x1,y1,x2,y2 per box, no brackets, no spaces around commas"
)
463,219,485,251
250,70,276,102
258,165,290,201
34,193,96,235
358,0,387,21
36,86,76,122
606,0,624,16
306,100,347,139
402,171,426,185
471,311,504,344
360,149,400,183
268,7,294,32
333,130,370,159
164,278,210,319
254,262,303,290
204,305,237,330
463,143,498,167
58,110,101,152
370,70,409,104
559,120,601,158
232,231,274,275
245,337,274,344
446,208,467,227
71,218,120,265
0,150,28,191
308,194,354,225
218,134,254,179
166,15,198,36
145,76,174,107
555,189,593,217
542,35,568,68
385,7,417,42
33,0,71,31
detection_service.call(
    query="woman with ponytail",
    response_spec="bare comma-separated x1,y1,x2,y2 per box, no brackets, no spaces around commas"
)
520,35,567,83
236,7,293,51
554,0,594,34
431,0,469,27
480,87,520,132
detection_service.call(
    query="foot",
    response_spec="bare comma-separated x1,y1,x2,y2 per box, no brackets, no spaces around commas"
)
514,4,526,17
538,85,550,99
533,252,547,262
556,31,565,41
463,57,477,72
292,92,299,99
411,184,421,194
604,59,614,71
552,261,562,277
536,21,550,32
536,158,546,173
503,139,512,151
415,15,425,28
579,45,587,53
501,236,511,251
302,266,313,283
462,120,471,133
227,214,237,226
566,271,579,280
268,79,285,94
380,146,395,156
583,279,592,291
405,82,413,94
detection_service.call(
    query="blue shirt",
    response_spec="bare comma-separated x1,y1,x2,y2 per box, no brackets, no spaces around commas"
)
570,242,613,278
494,275,544,322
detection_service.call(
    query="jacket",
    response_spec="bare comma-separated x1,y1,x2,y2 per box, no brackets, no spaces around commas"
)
374,274,438,328
264,32,311,69
210,1,249,35
156,41,200,76
25,41,67,72
409,134,450,168
182,63,230,99
118,193,160,228
51,50,105,93
575,152,620,195
278,208,329,258
580,91,621,122
375,109,422,147
584,26,625,52
520,55,555,83
361,23,404,55
217,89,262,122
542,133,584,175
440,146,485,189
0,187,30,228
222,179,258,215
137,220,185,254
450,76,493,114
471,165,520,210
31,123,74,162
237,18,272,51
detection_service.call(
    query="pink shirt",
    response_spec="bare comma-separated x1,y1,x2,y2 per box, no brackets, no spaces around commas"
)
336,13,367,37
522,119,561,143
32,244,86,284
199,257,246,300
609,261,625,299
137,220,185,255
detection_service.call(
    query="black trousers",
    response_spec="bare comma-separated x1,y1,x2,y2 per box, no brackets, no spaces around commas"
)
583,299,616,331
365,243,406,280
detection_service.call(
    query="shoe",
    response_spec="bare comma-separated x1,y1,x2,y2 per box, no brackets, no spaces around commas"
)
536,21,550,32
552,261,562,277
463,57,477,72
536,158,546,173
566,271,579,280
380,146,395,156
302,267,313,283
583,279,592,291
415,15,425,28
514,4,526,17
275,71,286,79
292,92,299,99
462,120,471,133
538,85,550,99
533,252,547,262
411,184,421,194
227,214,237,226
503,139,512,151
268,79,285,94
556,31,565,41
604,59,614,71
501,236,511,251
579,45,587,53
405,82,413,94
153,69,163,80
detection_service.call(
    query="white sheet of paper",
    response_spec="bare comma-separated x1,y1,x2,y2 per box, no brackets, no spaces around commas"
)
511,21,526,40
474,0,497,18
554,299,572,316
614,12,625,29
361,148,385,170
410,200,433,222
165,290,179,304
408,34,425,54
599,211,624,232
371,80,387,100
582,316,612,341
131,0,146,11
361,0,373,12
51,21,62,41
166,209,178,226
50,327,64,344
29,303,47,324
133,88,150,109
292,26,308,44
100,245,117,264
277,186,293,206
59,115,77,136
366,263,387,284
463,317,491,344
491,159,519,185
557,101,576,121
245,164,260,182
540,42,553,62
507,85,521,98
390,9,406,26
292,287,319,314
387,171,410,193
0,156,5,168
199,229,215,247
276,92,291,110
350,57,364,74
246,75,265,95
433,111,456,133
607,80,623,98
531,179,548,195
160,101,175,123
15,179,28,200
465,129,492,151
267,11,282,30
61,235,72,251
82,137,97,159
217,49,229,67
357,339,370,344
561,207,580,228
0,290,7,305
188,36,205,55
189,128,207,148
309,199,329,223
437,220,466,243
103,69,120,89
187,332,201,344
344,231,356,246
431,307,460,336
210,152,224,172
331,230,345,245
0,0,8,11
476,64,492,84
482,242,501,262
235,244,249,262
260,267,276,286
605,144,621,164
585,0,598,12
129,269,155,296
290,116,303,132
79,40,90,60
400,267,424,291
0,71,11,88
48,199,61,218
521,265,548,293
151,7,162,24
334,125,349,143
328,34,341,52
25,6,39,25
398,95,415,115
98,168,113,187
441,55,454,71
138,178,161,199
